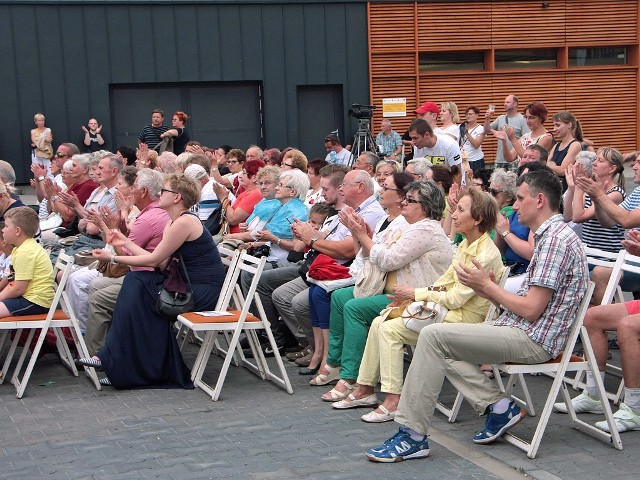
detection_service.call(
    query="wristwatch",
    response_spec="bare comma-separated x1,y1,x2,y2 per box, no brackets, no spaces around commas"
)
37,175,45,182
50,195,59,203
309,235,320,248
501,230,510,238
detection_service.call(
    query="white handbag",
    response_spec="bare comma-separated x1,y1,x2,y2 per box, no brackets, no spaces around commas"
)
401,301,448,333
39,212,63,231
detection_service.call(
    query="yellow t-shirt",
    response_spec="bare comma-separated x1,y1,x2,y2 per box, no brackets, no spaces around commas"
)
12,238,55,308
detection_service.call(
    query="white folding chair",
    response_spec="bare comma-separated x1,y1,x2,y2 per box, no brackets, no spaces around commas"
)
435,266,510,422
565,249,640,405
177,251,293,401
0,251,101,398
493,282,623,458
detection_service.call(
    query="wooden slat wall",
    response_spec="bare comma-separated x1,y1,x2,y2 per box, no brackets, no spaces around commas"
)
566,0,638,44
369,0,640,159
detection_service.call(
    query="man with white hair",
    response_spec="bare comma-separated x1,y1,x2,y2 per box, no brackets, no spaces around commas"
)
376,120,403,161
405,159,433,181
246,145,264,162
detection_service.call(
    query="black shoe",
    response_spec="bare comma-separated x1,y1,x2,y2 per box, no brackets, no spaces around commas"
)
262,343,284,357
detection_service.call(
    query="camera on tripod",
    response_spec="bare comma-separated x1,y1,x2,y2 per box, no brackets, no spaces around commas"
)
348,104,376,120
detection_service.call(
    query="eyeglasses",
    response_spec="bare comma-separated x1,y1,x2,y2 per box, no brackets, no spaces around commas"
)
160,188,179,195
381,185,400,192
488,188,503,197
277,182,292,189
228,160,240,164
55,152,67,158
402,197,420,204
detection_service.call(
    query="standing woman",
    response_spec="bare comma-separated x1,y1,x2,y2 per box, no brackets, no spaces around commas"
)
495,101,553,166
82,174,224,389
461,106,486,174
31,113,53,172
435,102,460,142
161,111,191,155
547,111,583,190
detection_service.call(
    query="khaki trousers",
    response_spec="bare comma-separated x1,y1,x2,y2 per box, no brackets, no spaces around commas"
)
395,322,551,435
85,275,125,356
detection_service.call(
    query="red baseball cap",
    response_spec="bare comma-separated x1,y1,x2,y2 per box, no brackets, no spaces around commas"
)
415,101,440,115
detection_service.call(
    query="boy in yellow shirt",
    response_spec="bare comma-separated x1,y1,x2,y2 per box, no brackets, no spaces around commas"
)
0,207,54,317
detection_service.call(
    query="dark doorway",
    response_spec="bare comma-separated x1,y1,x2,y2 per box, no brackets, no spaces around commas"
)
109,82,264,151
297,85,344,160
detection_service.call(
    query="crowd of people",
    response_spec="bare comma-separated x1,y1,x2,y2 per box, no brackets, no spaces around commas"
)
3,97,640,463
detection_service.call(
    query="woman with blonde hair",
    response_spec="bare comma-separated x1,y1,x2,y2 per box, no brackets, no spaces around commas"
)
435,102,460,142
30,113,53,171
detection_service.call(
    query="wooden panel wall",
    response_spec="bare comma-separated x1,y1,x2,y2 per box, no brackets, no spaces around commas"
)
369,0,640,160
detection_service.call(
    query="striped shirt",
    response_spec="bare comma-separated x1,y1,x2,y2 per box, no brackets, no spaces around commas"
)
138,124,169,149
581,186,626,252
494,215,588,357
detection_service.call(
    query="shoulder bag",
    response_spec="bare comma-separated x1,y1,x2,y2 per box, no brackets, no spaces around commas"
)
156,252,195,319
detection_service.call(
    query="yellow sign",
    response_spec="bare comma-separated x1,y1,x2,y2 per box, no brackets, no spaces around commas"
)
382,98,407,117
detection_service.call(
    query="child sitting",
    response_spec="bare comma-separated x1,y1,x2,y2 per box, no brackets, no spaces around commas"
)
0,207,54,317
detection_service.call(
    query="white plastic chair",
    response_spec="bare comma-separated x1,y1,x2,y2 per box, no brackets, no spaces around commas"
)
0,251,101,397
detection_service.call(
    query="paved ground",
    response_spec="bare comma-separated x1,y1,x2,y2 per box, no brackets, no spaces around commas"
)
0,343,637,480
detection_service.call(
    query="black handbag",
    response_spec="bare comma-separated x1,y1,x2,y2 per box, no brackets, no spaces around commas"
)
156,253,195,320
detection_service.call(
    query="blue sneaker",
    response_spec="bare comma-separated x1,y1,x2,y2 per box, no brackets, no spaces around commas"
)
366,427,430,463
473,401,525,444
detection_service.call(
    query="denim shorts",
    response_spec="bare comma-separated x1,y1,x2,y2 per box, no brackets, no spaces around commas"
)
3,296,49,316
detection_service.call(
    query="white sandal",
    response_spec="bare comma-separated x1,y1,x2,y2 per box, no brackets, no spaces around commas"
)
361,404,396,423
309,364,340,386
321,379,355,402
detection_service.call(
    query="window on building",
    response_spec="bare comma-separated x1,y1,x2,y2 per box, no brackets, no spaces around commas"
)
569,47,628,67
419,51,484,72
495,49,557,69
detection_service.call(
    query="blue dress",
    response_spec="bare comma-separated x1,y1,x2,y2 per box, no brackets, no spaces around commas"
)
98,221,224,389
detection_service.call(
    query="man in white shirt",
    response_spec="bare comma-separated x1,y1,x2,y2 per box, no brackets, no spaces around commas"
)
324,134,353,166
409,119,464,183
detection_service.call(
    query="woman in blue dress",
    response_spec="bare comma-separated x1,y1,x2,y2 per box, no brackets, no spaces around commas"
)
81,174,224,389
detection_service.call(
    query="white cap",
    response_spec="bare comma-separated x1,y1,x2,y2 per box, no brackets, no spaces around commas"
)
184,164,207,181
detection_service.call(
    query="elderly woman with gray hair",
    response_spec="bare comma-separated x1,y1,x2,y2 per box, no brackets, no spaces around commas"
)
332,188,504,421
313,179,454,401
564,147,626,252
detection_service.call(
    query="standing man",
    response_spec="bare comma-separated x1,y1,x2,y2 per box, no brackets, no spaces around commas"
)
409,119,464,183
485,95,530,170
402,102,440,163
365,169,588,462
324,134,353,166
376,120,403,161
138,109,169,150
82,119,106,153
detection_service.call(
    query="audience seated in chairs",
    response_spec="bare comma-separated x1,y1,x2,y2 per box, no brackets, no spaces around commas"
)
333,188,503,422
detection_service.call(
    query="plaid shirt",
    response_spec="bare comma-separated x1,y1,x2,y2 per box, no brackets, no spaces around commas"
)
494,215,588,357
376,130,402,157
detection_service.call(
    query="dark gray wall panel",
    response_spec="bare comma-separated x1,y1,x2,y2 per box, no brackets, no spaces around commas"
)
1,2,368,183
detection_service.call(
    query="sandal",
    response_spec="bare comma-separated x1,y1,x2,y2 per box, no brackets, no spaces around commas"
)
309,364,340,386
321,379,355,402
361,404,396,423
99,377,112,386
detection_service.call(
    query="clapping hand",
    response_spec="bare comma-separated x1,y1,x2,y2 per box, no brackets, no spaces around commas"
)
454,259,496,299
622,230,640,256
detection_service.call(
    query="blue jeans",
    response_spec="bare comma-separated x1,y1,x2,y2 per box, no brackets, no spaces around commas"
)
309,285,331,329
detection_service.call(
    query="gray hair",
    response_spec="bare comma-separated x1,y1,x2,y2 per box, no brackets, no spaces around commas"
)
406,180,445,221
489,168,517,202
247,145,264,159
280,169,310,201
376,159,402,174
256,165,282,184
72,153,92,172
406,158,433,179
0,160,16,185
575,150,596,177
136,168,164,200
105,155,124,174
157,152,178,173
63,159,74,171
175,152,193,169
360,151,381,170
351,169,375,195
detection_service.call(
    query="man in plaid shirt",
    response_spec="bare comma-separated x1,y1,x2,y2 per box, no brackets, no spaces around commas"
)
365,168,588,463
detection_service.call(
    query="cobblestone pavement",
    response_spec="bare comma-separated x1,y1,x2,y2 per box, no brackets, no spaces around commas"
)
0,344,637,480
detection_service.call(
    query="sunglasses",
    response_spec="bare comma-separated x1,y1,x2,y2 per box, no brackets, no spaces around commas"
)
489,188,503,196
55,152,67,158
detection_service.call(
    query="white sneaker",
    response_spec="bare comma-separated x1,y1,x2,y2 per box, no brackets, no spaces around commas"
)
553,391,604,414
595,403,640,433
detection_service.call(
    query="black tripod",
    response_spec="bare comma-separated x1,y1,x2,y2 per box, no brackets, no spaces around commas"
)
350,119,378,166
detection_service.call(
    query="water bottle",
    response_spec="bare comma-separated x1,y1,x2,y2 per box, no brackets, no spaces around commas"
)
330,150,337,164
